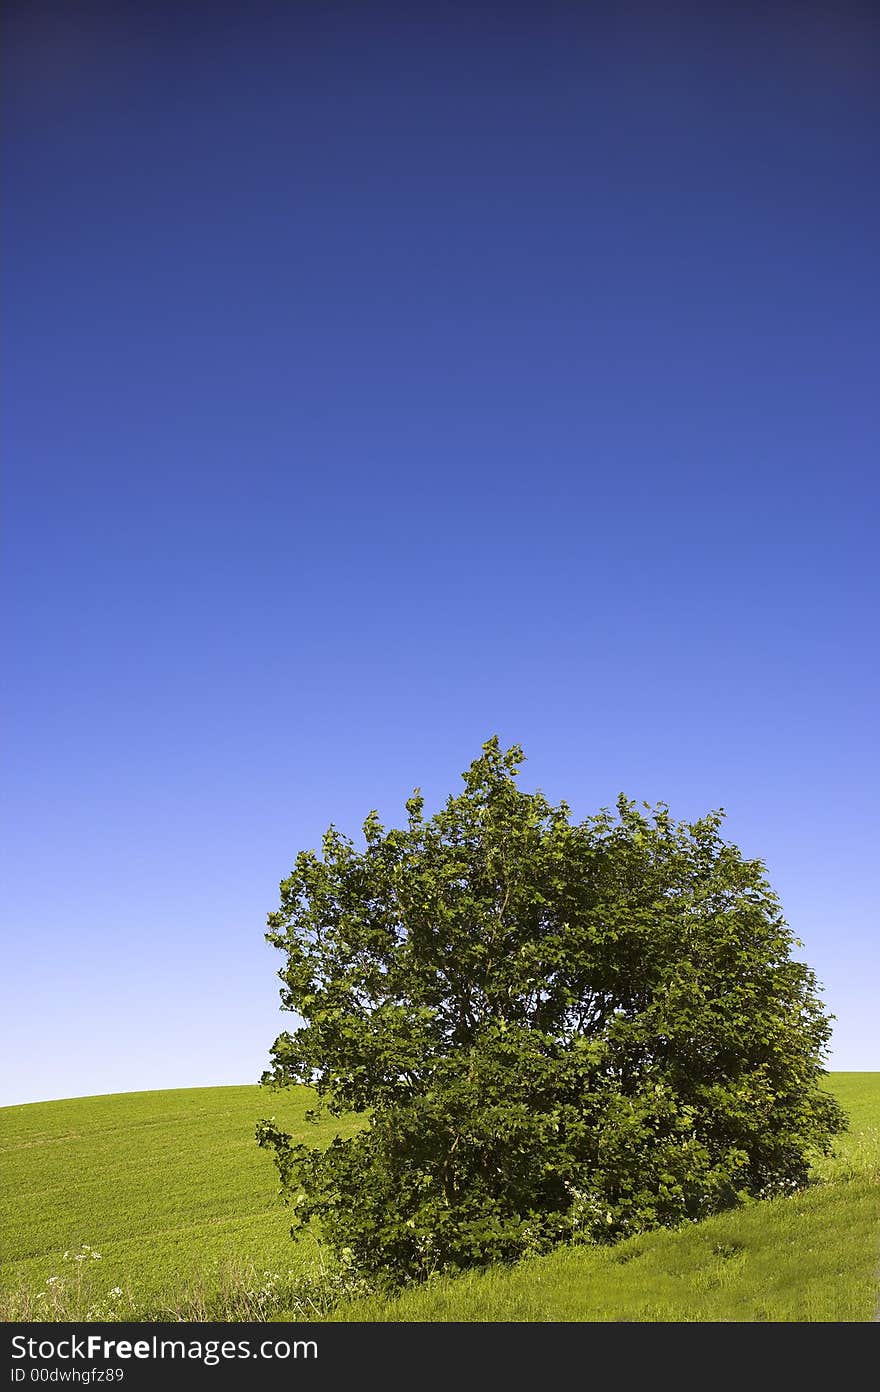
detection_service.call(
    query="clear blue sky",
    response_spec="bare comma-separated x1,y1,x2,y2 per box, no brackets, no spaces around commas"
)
3,2,877,1105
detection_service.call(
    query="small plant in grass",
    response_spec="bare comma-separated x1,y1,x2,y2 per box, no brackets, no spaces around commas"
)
162,1247,373,1322
1,1246,135,1322
0,1244,372,1324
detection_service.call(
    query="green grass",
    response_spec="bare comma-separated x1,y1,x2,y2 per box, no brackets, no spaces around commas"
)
0,1084,358,1317
1,1075,877,1321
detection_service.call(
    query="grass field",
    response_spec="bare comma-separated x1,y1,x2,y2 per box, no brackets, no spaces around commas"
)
0,1085,359,1319
1,1074,878,1322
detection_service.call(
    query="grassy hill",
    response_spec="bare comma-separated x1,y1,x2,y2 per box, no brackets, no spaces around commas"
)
1,1074,878,1322
0,1084,358,1319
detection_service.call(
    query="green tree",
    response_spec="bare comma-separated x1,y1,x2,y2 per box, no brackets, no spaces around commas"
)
258,738,845,1284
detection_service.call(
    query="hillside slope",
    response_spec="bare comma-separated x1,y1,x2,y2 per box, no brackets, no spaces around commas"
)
1,1074,877,1321
0,1084,355,1314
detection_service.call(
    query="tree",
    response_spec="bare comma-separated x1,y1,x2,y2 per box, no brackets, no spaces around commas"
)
257,737,845,1284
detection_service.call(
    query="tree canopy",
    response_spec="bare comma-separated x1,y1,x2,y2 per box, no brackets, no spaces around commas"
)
258,738,845,1283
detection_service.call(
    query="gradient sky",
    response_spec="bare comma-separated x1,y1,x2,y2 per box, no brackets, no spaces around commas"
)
3,1,878,1106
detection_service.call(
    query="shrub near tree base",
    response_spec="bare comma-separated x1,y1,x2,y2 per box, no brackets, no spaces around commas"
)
257,738,846,1284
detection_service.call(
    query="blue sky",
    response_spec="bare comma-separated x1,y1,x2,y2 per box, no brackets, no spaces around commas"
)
3,2,878,1105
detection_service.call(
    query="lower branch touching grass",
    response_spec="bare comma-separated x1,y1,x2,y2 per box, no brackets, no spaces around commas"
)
151,1242,374,1322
